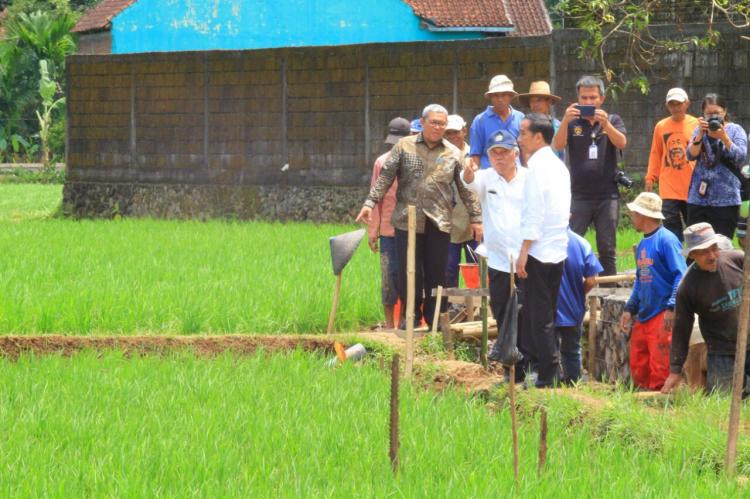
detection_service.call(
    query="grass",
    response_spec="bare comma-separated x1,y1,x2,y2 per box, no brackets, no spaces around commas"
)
0,184,643,335
0,349,744,496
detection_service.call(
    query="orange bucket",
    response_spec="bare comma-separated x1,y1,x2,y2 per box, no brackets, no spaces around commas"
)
459,263,480,288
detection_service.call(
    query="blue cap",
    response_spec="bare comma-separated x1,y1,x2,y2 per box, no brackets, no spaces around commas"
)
486,130,517,152
410,118,423,133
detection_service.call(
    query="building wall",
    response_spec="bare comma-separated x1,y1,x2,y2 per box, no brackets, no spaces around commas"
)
109,0,484,54
77,31,112,55
63,37,550,220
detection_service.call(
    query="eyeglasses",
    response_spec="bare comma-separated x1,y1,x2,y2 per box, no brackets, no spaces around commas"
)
426,120,447,128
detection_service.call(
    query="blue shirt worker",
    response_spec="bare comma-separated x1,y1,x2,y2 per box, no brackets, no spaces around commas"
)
620,192,687,390
555,229,603,384
469,74,524,170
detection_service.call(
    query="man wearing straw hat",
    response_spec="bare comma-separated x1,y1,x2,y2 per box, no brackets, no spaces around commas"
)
469,75,524,170
461,129,527,366
516,81,564,160
662,223,748,395
619,192,686,390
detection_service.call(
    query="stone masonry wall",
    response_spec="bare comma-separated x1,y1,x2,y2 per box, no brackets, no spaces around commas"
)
63,37,551,221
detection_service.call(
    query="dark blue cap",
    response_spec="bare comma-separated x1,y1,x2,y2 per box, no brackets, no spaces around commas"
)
486,130,517,152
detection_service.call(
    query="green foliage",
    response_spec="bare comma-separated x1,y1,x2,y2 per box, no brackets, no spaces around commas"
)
0,3,76,162
554,0,750,96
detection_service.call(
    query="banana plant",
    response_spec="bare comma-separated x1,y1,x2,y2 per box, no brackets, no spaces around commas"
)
36,59,65,170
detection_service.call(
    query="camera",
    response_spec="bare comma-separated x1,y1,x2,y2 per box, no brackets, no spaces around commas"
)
614,170,633,190
707,113,724,132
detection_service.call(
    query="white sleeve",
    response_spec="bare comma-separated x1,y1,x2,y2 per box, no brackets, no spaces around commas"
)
521,166,544,241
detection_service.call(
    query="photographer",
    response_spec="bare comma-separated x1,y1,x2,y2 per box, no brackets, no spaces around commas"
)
552,75,627,278
686,93,748,239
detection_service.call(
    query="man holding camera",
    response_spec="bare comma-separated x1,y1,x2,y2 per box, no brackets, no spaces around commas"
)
552,75,627,277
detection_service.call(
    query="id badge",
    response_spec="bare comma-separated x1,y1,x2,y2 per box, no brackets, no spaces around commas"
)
698,180,709,196
588,144,598,160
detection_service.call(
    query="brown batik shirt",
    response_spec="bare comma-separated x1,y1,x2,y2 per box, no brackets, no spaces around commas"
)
363,133,481,234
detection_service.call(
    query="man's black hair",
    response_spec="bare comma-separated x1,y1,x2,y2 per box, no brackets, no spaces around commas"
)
524,113,554,145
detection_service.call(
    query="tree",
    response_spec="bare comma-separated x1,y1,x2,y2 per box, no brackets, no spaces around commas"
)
36,59,65,169
554,0,750,95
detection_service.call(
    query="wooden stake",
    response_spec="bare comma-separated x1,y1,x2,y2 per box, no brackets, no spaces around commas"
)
439,312,454,360
480,257,489,368
326,273,342,334
538,407,548,475
725,242,750,476
405,205,416,378
389,354,400,474
509,364,520,484
431,285,443,334
587,295,599,379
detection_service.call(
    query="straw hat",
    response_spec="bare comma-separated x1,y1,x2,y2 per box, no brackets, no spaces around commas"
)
627,192,664,220
516,81,561,108
485,74,517,97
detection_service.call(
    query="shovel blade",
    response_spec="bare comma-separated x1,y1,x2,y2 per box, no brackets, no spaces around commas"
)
329,228,366,275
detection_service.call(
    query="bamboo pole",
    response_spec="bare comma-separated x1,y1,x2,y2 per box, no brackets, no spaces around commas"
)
431,285,443,334
389,354,400,474
509,364,520,484
405,206,416,378
593,274,635,285
326,273,342,334
725,242,750,475
538,407,548,475
587,295,599,379
480,257,489,368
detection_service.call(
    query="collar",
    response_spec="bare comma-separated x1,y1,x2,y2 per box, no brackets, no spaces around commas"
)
486,105,518,120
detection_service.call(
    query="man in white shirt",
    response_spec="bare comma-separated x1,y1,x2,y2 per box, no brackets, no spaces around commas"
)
462,129,527,365
516,113,572,388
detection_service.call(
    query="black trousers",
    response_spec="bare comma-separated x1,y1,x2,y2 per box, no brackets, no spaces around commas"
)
520,255,565,387
662,199,687,242
395,219,450,328
570,198,618,276
687,203,740,240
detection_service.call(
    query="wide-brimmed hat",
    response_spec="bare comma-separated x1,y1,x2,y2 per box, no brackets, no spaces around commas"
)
627,192,664,220
516,81,561,108
682,223,726,256
385,117,410,144
485,74,517,97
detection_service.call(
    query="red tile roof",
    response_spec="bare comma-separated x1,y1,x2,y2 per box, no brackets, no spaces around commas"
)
403,0,512,28
73,0,552,36
73,0,138,33
505,0,553,37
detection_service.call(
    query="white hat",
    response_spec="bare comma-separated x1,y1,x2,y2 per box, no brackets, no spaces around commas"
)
627,192,665,220
485,74,517,97
665,88,689,103
446,114,466,131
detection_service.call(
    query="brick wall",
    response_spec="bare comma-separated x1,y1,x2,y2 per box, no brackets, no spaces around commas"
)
64,37,551,220
552,25,750,176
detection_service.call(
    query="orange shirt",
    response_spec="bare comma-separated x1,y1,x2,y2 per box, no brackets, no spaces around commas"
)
645,115,699,201
368,151,398,239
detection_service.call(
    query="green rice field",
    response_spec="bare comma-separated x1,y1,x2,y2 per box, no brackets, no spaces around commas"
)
0,349,744,496
0,184,639,334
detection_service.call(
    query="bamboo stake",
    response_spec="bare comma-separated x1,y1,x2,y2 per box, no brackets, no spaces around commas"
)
389,354,400,474
509,364,520,484
587,295,599,379
480,257,489,368
431,285,443,334
725,241,750,476
439,312,454,360
326,273,342,334
538,407,548,475
405,205,416,378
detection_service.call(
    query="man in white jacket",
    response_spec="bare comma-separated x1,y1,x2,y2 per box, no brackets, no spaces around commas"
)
462,129,527,367
516,113,572,388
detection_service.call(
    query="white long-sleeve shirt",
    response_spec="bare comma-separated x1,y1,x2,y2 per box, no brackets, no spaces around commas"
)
521,145,571,263
462,165,527,272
